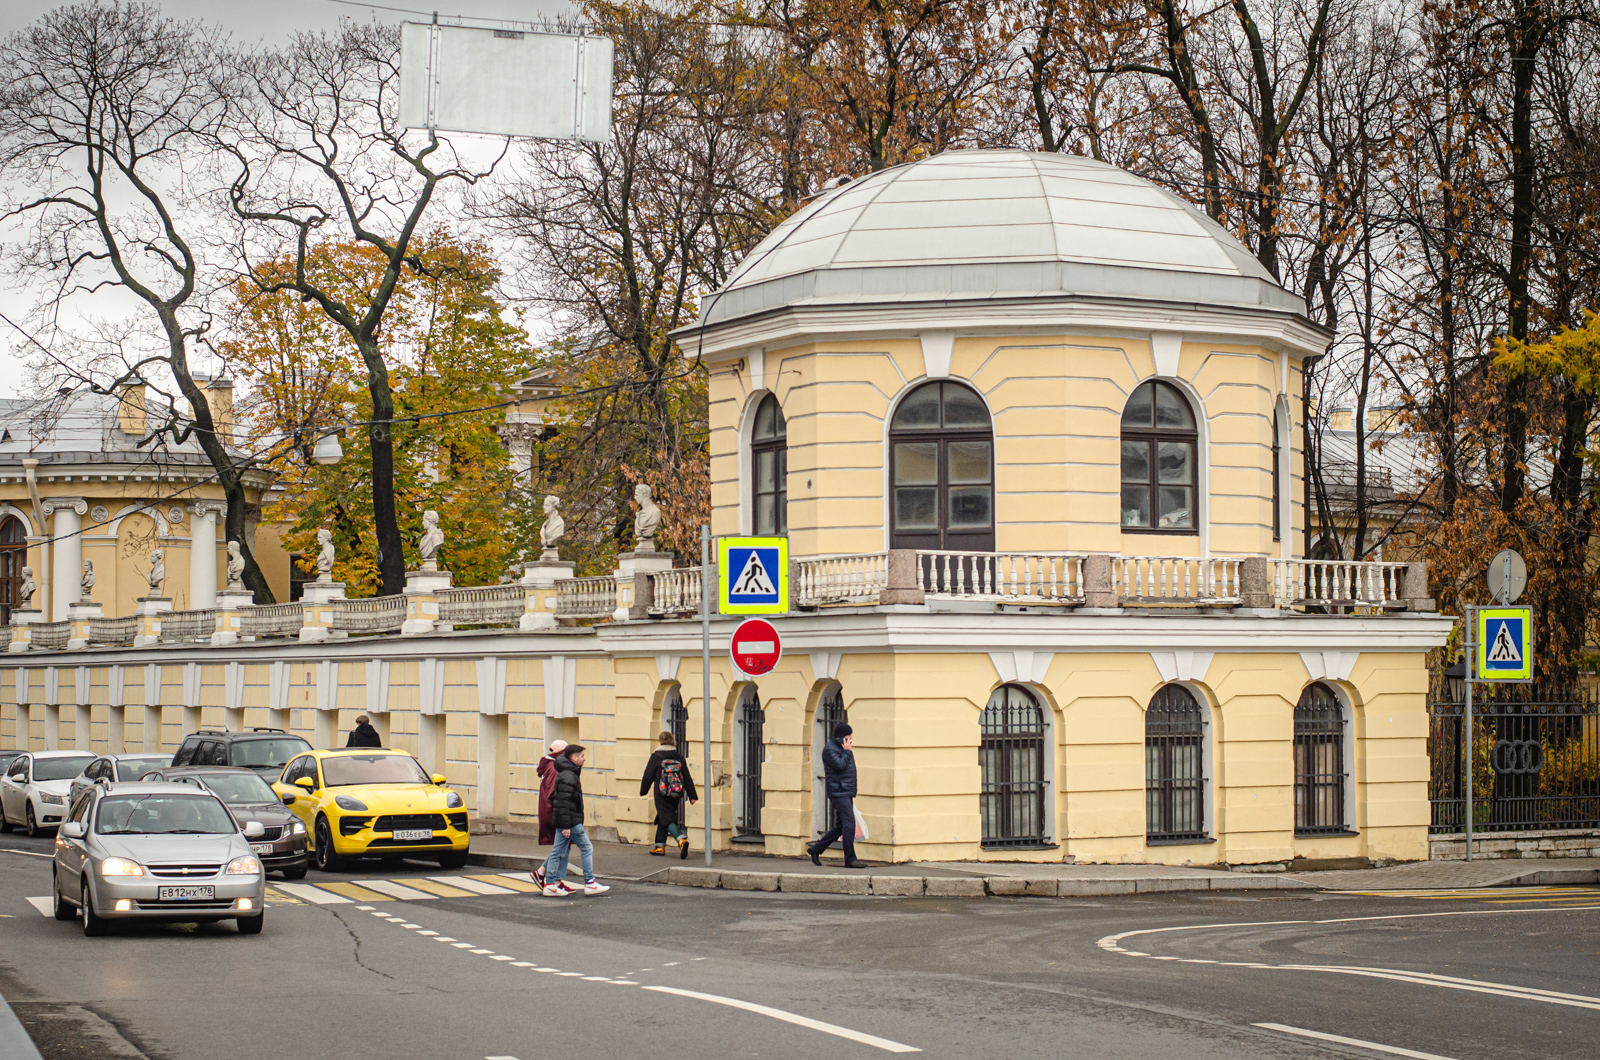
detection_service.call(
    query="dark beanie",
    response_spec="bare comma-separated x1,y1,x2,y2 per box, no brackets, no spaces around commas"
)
833,723,852,739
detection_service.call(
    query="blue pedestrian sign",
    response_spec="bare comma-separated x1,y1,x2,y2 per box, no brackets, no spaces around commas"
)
1477,607,1532,682
718,536,789,614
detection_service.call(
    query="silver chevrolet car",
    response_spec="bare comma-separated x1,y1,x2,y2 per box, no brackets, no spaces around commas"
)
52,781,268,936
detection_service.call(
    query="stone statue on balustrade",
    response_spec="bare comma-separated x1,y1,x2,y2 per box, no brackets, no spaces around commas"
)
418,510,444,569
147,549,165,596
316,528,335,582
80,559,96,601
19,567,34,609
226,540,245,591
540,495,565,561
633,483,660,553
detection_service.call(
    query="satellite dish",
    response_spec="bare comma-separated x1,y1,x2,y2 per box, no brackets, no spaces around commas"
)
1486,549,1527,605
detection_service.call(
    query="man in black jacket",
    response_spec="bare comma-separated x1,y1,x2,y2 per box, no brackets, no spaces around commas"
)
640,732,698,858
539,745,609,897
345,715,382,748
807,723,863,867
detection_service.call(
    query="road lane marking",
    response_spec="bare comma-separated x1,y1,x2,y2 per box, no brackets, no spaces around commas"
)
318,882,394,902
489,955,514,960
642,986,920,1053
3,849,54,858
25,897,52,916
470,948,494,954
275,883,352,904
433,936,457,942
433,875,515,896
359,879,439,901
1254,1024,1461,1060
393,877,476,898
472,873,541,893
356,905,375,910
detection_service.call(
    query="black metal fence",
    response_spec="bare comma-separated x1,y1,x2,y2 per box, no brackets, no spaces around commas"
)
1429,675,1600,834
1146,684,1206,841
1295,682,1349,835
979,685,1049,847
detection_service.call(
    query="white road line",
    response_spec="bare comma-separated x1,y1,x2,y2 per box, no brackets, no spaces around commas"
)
3,849,54,859
642,986,920,1054
1254,1023,1462,1060
432,875,515,896
511,962,535,968
486,1055,521,1059
360,879,439,901
275,883,351,905
355,905,375,910
25,897,52,916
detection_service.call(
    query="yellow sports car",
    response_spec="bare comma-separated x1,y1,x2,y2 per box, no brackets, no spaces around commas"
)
272,749,470,871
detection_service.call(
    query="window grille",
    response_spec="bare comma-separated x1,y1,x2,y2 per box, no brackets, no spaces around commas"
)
816,684,848,841
1120,380,1198,532
979,685,1048,847
736,692,765,839
665,685,688,826
1295,682,1348,835
1146,684,1207,841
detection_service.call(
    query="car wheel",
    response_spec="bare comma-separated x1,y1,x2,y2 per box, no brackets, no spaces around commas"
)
80,880,108,937
237,912,265,935
0,809,12,833
437,851,468,869
25,803,40,838
313,817,345,872
52,867,75,921
280,866,307,881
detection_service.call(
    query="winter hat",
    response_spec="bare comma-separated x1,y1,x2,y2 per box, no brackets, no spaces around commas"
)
833,723,853,739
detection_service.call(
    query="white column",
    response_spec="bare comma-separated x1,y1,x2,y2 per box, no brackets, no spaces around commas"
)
46,499,86,622
314,710,338,751
72,704,92,751
107,705,125,754
476,713,507,820
43,704,59,750
189,503,219,610
418,713,444,777
141,706,163,752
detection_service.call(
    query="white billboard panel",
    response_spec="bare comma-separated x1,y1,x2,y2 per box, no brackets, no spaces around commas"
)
399,24,613,142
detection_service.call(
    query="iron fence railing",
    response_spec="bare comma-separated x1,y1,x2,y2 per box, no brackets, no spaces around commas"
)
159,609,216,644
1429,676,1600,834
88,615,138,647
439,584,525,627
240,603,303,639
332,596,406,635
30,621,70,650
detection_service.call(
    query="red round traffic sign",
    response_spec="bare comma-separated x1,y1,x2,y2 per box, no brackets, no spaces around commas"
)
730,617,782,677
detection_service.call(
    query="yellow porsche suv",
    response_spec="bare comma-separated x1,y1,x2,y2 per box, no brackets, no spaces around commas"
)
272,749,470,871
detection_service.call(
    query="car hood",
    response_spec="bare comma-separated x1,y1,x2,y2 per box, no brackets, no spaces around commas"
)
92,832,247,864
329,783,455,813
226,802,294,828
34,779,75,797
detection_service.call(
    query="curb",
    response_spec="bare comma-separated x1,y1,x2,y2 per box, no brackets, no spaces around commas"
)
0,992,44,1060
659,865,1323,897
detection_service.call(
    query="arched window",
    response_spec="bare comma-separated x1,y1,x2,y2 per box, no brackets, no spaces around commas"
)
813,683,848,843
1272,409,1282,542
1121,380,1197,532
1295,683,1348,835
979,685,1048,847
1146,685,1206,842
751,394,788,535
0,516,25,626
663,684,688,827
890,381,994,551
735,689,766,840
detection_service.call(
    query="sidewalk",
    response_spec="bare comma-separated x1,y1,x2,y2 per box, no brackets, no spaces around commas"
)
468,833,1600,898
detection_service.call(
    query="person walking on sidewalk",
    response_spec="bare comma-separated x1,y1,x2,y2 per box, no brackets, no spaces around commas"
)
531,739,567,889
345,715,382,748
806,723,864,867
541,745,609,897
640,731,698,859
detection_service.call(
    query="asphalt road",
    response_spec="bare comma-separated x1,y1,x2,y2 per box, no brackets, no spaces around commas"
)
1,831,1596,1060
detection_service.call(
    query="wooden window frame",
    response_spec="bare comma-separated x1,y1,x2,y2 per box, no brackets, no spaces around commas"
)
1120,381,1199,536
750,394,788,536
889,381,995,552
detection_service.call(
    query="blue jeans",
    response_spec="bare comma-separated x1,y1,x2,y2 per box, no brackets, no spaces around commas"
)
543,823,594,884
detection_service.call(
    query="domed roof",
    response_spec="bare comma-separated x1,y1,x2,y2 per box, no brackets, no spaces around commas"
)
699,149,1306,328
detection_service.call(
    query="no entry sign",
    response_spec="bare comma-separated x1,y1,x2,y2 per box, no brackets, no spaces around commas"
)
730,617,782,677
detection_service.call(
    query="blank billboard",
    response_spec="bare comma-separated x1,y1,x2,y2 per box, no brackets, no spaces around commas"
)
399,23,613,142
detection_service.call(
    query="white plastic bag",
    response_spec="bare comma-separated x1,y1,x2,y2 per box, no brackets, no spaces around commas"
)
853,802,868,841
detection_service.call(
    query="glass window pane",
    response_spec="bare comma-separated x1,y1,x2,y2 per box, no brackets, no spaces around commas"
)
1155,383,1195,428
948,486,992,528
941,384,990,428
895,487,938,529
1121,440,1149,483
1122,383,1154,427
755,449,775,491
947,440,991,483
753,396,776,441
1157,487,1193,528
894,442,938,485
754,495,775,535
1157,440,1192,484
892,384,941,428
1122,485,1150,527
770,400,787,439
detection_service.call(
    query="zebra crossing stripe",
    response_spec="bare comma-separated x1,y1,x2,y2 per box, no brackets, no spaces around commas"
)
434,875,515,896
276,883,352,904
358,879,440,900
318,882,395,902
392,877,476,898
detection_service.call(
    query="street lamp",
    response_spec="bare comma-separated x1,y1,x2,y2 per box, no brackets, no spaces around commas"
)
311,430,344,466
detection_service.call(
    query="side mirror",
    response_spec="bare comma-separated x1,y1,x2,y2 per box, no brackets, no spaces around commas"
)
294,777,314,791
242,821,265,839
59,821,86,839
431,773,448,786
280,792,295,806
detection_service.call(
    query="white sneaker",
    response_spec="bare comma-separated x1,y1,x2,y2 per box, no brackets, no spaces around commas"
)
542,881,575,897
583,880,610,896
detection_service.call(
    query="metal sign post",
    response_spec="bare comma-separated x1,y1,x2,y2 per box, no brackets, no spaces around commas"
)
701,523,712,868
1461,549,1533,861
1464,606,1475,862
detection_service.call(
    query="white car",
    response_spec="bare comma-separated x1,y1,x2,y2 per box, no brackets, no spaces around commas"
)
1,751,96,837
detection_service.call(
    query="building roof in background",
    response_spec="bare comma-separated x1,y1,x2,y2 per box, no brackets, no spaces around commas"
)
0,388,242,473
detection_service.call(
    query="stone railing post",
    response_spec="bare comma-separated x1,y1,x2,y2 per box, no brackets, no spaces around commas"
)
1239,556,1275,609
613,548,672,622
133,596,173,647
402,566,450,635
878,549,925,605
66,599,103,650
1082,554,1118,609
7,610,42,653
521,560,576,630
301,579,348,642
1402,560,1436,612
210,589,255,646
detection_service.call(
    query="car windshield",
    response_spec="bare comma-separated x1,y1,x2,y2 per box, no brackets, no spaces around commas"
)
230,738,311,769
116,757,172,781
95,794,237,835
321,754,429,787
34,756,94,782
199,773,278,804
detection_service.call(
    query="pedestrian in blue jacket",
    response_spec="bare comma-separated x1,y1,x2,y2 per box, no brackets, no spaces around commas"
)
807,723,863,867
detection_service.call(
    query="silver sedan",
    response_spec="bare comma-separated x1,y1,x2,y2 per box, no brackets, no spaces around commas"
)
52,782,268,936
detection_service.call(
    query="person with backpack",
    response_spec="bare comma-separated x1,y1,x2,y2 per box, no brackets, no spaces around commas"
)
541,745,609,897
806,723,864,867
639,731,698,859
530,739,567,889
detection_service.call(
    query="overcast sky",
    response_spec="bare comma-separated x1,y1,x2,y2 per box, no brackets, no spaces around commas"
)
0,0,572,397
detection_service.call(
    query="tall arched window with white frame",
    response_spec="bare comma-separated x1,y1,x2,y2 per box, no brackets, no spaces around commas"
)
890,381,994,551
751,394,788,535
1121,380,1198,533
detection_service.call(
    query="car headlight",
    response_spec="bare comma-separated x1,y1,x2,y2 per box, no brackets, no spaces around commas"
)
225,855,262,875
286,818,306,835
445,790,464,809
39,794,66,805
100,856,144,877
334,795,369,812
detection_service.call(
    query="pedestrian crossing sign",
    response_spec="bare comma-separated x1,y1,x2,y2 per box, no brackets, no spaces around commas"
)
717,536,789,614
1478,606,1532,681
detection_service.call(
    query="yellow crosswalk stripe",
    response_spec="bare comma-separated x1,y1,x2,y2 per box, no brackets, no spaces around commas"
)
391,877,476,898
264,887,303,905
318,882,396,902
469,873,540,893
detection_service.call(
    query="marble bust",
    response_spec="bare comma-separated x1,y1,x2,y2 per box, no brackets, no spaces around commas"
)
226,540,245,591
418,510,445,567
19,566,34,609
633,483,660,552
147,549,165,595
80,559,96,601
315,528,335,581
540,495,565,561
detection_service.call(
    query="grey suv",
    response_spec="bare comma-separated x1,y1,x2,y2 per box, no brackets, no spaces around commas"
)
171,729,311,781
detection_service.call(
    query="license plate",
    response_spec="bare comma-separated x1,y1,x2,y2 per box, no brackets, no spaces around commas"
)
252,844,274,855
158,885,215,901
393,828,433,841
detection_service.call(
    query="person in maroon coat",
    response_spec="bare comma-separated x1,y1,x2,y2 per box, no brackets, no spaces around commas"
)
531,739,568,887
